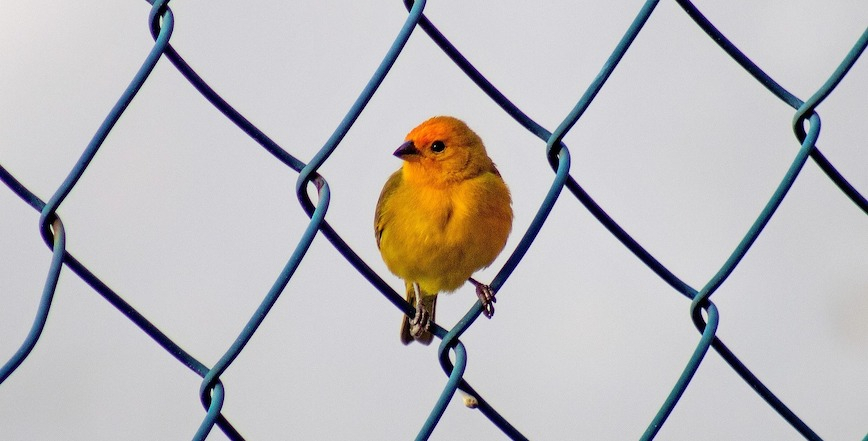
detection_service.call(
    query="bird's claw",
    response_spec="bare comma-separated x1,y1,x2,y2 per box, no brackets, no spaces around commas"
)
410,306,430,339
475,283,496,319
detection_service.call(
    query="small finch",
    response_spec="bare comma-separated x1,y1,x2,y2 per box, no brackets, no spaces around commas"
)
375,116,513,344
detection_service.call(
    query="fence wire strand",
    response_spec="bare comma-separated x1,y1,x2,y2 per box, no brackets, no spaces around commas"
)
1,1,865,440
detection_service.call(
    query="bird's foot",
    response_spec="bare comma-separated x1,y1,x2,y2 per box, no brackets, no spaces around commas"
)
409,304,431,339
469,278,496,318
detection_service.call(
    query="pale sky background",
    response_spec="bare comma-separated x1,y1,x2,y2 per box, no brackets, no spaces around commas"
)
1,1,866,440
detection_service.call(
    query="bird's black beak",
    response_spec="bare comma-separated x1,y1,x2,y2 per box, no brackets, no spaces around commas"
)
393,141,420,159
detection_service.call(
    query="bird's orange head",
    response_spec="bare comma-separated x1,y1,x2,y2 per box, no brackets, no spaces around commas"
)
394,116,495,185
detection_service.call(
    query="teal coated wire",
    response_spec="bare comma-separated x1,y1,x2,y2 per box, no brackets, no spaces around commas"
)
290,0,430,326
675,6,865,439
793,29,868,141
296,0,427,191
697,112,821,306
435,333,529,441
641,302,719,440
0,163,244,439
676,0,867,213
194,177,331,440
193,382,225,441
547,0,659,155
417,340,468,441
146,8,306,173
646,112,823,441
0,219,64,385
643,109,821,439
1,0,172,386
3,1,242,438
37,0,173,245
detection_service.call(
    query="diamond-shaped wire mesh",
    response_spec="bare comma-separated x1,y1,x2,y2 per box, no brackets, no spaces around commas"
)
1,1,866,440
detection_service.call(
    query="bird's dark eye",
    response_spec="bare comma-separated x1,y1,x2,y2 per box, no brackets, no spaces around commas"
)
431,141,446,153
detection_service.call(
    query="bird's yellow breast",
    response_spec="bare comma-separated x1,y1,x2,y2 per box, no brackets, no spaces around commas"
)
376,168,512,293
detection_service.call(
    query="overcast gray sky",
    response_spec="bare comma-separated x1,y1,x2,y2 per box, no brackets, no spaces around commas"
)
1,1,866,440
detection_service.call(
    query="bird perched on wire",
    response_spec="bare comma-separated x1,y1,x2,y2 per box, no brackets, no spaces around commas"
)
375,116,513,345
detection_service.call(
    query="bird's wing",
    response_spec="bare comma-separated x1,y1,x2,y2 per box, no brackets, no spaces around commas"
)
489,161,503,178
374,170,403,249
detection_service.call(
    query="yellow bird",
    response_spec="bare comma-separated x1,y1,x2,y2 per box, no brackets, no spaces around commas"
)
374,116,513,345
